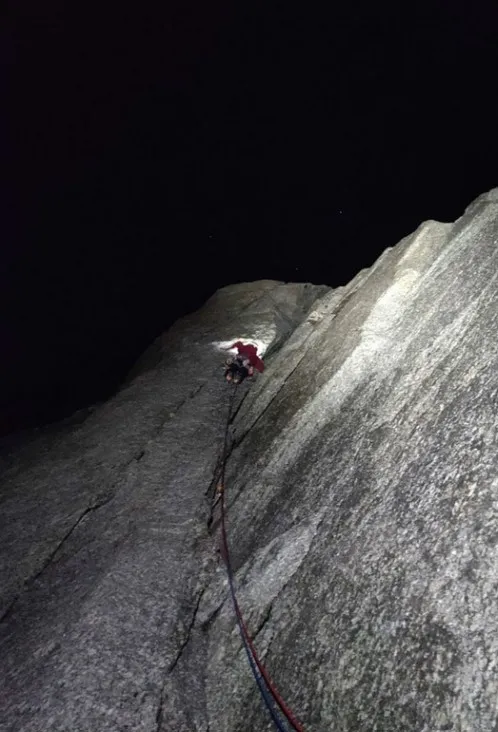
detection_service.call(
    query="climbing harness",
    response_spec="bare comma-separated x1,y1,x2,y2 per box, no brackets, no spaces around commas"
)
215,385,305,732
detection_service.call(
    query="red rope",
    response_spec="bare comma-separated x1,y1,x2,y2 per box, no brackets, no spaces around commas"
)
220,488,306,732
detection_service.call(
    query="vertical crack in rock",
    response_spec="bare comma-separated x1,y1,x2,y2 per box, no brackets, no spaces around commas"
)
226,383,251,424
156,588,206,732
167,588,206,675
232,350,308,449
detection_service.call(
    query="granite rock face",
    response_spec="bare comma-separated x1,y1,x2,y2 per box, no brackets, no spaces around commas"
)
2,190,498,732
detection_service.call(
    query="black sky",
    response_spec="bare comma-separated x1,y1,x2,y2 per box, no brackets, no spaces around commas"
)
3,0,498,436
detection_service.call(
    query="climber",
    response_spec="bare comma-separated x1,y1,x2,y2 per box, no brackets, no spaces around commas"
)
224,341,264,384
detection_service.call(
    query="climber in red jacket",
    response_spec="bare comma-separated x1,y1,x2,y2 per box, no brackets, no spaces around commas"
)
224,341,265,384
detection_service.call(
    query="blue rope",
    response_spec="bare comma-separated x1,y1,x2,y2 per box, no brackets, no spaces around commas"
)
220,385,289,731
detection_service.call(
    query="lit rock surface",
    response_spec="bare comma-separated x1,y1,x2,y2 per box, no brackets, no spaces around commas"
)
1,189,498,731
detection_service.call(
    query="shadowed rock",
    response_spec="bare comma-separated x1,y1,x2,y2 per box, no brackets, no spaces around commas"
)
1,190,498,731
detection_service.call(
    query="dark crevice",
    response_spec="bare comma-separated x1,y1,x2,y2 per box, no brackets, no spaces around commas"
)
39,494,116,573
168,588,205,674
155,587,205,732
189,383,205,400
131,382,209,467
0,595,18,624
229,382,251,423
205,450,228,498
206,352,299,527
204,385,249,501
199,599,224,632
251,571,303,664
155,693,164,731
0,492,114,626
252,601,274,641
231,351,309,451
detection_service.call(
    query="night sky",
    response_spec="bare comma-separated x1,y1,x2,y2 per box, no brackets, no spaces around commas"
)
3,1,498,437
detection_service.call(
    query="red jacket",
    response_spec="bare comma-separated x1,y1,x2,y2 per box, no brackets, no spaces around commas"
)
230,341,265,372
